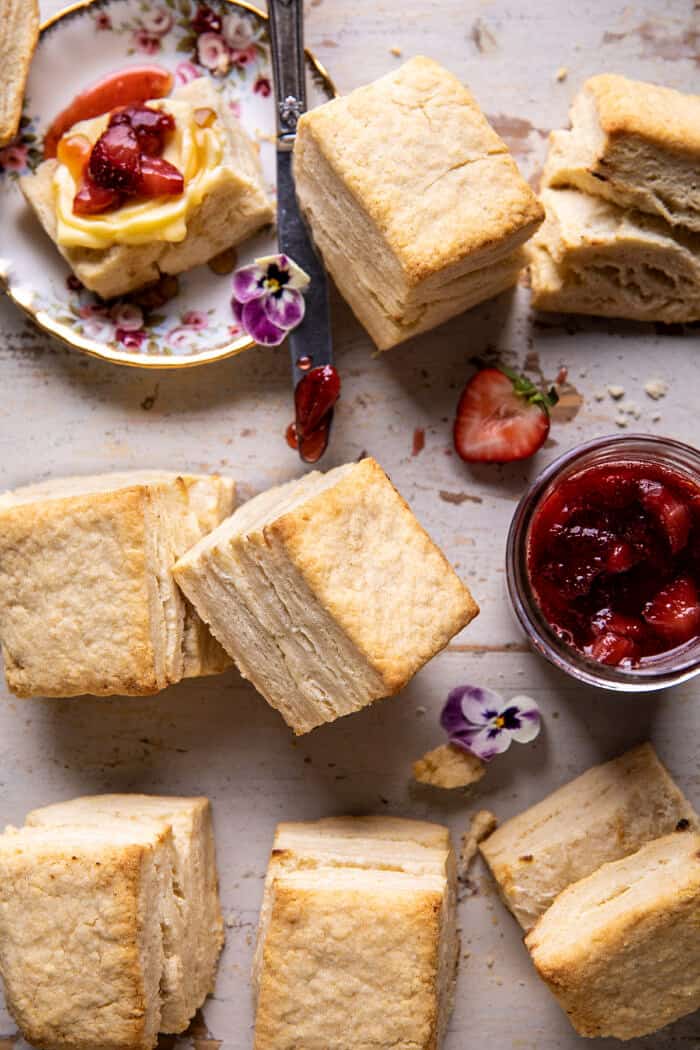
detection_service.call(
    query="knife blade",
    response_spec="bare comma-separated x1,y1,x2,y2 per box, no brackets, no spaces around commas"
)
267,0,336,460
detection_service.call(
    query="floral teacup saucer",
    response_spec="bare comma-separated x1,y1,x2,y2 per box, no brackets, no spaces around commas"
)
0,0,335,368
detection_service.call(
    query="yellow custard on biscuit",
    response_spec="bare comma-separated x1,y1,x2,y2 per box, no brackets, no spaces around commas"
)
54,98,225,250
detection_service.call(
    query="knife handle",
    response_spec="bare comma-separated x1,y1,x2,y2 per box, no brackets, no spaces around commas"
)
268,0,306,147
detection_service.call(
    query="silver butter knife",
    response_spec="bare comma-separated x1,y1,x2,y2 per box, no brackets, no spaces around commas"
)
268,0,337,463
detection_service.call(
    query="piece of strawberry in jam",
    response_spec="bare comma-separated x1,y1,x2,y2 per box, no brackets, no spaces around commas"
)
110,105,175,156
88,123,141,192
73,175,122,215
588,632,639,666
644,576,700,646
137,156,185,197
44,66,173,159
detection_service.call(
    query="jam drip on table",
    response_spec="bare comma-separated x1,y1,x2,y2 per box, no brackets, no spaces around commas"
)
286,364,341,464
527,460,700,667
62,104,184,216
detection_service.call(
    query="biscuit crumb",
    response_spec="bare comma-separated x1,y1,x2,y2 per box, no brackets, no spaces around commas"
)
413,744,485,789
555,66,568,81
620,400,641,419
644,378,668,400
389,46,403,57
459,810,498,880
651,412,661,423
415,705,427,716
608,385,625,400
615,414,628,428
487,956,495,969
594,389,606,402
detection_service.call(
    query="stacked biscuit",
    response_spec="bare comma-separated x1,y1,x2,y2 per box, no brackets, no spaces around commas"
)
293,56,544,350
480,743,700,1039
0,794,223,1050
0,460,477,734
253,816,457,1050
0,470,235,697
529,75,700,322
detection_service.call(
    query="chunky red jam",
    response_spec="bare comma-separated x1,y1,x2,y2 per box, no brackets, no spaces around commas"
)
44,66,173,159
286,364,341,463
527,460,700,667
67,103,183,216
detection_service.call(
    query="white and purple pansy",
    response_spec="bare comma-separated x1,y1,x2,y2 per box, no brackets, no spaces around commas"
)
440,685,541,761
231,254,310,346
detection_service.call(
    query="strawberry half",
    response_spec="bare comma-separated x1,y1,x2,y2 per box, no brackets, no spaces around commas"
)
454,367,558,463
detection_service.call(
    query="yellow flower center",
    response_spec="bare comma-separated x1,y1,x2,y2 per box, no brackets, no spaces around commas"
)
494,715,505,728
265,277,281,293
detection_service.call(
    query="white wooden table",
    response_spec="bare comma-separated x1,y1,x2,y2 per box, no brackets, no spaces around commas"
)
1,1,699,1048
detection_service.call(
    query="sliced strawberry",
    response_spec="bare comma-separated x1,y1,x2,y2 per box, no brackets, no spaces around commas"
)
110,105,175,156
638,480,691,554
644,576,700,645
72,175,122,215
605,541,637,574
454,367,557,463
587,632,638,666
136,155,184,197
88,124,141,192
592,609,646,641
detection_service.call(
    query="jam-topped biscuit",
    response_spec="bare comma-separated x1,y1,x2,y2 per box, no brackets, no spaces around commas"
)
21,78,273,298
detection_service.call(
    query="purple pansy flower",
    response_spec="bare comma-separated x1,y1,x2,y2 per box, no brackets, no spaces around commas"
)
232,254,310,346
440,685,541,761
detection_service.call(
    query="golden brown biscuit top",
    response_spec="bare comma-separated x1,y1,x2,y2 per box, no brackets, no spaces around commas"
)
585,73,700,156
297,56,542,283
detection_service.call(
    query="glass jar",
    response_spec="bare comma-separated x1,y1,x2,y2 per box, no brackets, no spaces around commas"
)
506,433,700,692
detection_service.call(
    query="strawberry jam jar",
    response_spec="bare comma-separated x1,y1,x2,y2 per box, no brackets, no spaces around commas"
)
506,435,700,691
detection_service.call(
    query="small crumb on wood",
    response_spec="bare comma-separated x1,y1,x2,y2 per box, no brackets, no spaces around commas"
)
619,400,641,419
644,378,668,400
608,384,625,400
389,45,402,57
459,809,498,880
615,414,628,428
555,66,568,81
413,743,485,790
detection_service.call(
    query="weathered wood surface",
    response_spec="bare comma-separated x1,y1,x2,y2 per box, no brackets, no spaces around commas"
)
0,1,699,1046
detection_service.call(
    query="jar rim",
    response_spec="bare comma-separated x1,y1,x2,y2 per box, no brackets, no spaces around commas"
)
506,433,700,692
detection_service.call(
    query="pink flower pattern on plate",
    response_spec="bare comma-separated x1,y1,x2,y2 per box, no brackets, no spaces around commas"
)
174,61,202,86
133,27,160,54
0,145,28,171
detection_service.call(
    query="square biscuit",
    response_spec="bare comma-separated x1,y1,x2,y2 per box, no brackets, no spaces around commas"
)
26,794,224,1033
293,56,543,349
543,74,700,232
480,743,697,930
174,457,478,734
254,816,457,1050
526,830,700,1039
0,470,234,698
0,821,175,1050
528,186,700,323
20,79,273,299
